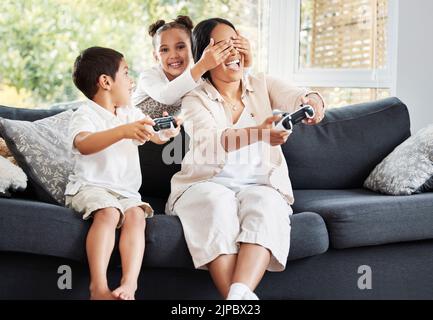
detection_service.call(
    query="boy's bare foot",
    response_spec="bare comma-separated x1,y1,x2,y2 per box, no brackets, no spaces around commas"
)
112,282,137,300
90,286,116,300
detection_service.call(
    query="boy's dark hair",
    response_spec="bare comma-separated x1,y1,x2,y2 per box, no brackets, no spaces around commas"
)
149,15,194,48
192,18,236,81
72,46,124,100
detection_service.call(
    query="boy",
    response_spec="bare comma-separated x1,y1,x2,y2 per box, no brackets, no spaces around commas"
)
65,46,181,300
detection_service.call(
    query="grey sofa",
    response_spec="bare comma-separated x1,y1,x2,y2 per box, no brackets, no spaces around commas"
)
1,97,432,300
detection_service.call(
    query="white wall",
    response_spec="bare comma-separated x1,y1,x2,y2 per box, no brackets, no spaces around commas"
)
395,0,433,133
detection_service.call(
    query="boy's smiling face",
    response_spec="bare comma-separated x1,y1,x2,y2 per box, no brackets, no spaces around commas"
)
111,58,134,107
154,28,193,81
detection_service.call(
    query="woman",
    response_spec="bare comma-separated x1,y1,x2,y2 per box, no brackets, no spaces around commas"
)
165,18,325,300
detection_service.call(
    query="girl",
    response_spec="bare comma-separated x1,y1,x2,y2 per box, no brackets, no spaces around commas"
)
132,15,253,118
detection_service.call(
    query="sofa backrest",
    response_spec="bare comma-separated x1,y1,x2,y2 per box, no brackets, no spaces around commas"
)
282,97,411,189
0,105,65,121
138,131,188,199
0,104,185,200
0,97,411,201
138,97,411,195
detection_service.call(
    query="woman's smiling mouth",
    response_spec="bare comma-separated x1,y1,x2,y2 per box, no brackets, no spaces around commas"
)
225,59,240,71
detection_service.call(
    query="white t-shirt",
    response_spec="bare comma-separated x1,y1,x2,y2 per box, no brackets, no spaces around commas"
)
211,104,269,191
65,100,146,199
132,65,201,107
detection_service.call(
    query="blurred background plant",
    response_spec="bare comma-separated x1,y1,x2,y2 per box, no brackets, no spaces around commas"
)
0,0,268,108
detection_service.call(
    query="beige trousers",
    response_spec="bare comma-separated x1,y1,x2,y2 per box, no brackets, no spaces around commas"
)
65,185,153,228
169,182,292,271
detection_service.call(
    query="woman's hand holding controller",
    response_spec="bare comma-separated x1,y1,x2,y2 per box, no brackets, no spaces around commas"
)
301,95,325,125
257,115,292,146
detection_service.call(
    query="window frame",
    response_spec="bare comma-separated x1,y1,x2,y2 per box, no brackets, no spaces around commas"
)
267,0,399,95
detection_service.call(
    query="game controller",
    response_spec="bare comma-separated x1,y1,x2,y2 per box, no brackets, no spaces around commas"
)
273,105,315,131
133,116,178,145
152,116,178,132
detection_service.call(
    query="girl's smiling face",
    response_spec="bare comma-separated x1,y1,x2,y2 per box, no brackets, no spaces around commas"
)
154,28,193,81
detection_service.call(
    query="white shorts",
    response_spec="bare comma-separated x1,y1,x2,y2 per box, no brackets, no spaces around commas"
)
65,185,153,228
169,182,292,271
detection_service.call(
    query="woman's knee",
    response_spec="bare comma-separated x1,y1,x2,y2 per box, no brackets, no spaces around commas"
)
240,187,290,213
238,187,291,230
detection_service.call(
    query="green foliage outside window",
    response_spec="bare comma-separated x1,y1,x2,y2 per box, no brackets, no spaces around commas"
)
0,0,266,107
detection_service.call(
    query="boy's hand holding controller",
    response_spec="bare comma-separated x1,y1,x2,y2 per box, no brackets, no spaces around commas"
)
121,117,155,145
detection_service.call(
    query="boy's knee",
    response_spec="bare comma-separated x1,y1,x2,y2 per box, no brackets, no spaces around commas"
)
93,207,121,227
124,207,146,226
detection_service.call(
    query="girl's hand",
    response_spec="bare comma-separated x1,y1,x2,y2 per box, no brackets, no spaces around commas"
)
198,38,234,72
232,31,253,68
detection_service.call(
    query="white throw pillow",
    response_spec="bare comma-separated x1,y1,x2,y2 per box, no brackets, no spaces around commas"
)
0,155,27,196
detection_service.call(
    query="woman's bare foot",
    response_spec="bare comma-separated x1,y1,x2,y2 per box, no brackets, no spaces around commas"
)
112,281,137,300
90,286,116,300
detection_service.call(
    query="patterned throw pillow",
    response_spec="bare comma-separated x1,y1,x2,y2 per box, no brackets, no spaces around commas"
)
364,124,433,195
135,96,181,119
0,110,74,204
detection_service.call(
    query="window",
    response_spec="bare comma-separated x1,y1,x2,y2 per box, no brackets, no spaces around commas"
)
268,0,398,107
299,0,388,70
0,0,269,108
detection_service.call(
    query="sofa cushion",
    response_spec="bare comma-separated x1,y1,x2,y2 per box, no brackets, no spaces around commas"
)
0,199,89,261
0,110,74,204
0,105,78,203
293,189,433,249
0,198,329,268
364,124,433,195
283,97,411,189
